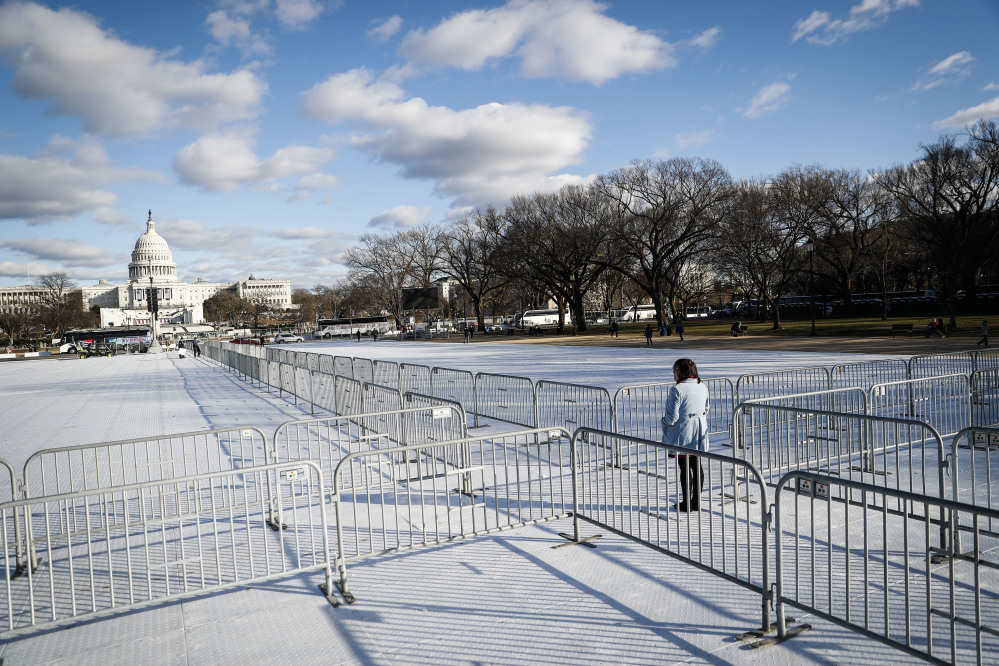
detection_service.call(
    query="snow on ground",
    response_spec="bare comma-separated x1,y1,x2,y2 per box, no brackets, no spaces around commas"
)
0,342,933,665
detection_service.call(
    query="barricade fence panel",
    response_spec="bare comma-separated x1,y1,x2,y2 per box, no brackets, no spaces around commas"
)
732,405,946,498
977,347,999,372
830,359,909,391
353,358,374,385
401,395,469,446
869,374,971,438
312,371,337,413
474,372,536,427
430,367,476,416
569,428,772,630
0,461,336,638
399,363,432,396
745,387,869,415
949,427,999,560
22,427,270,499
334,356,354,378
736,367,831,403
306,352,320,372
972,368,999,427
295,366,315,413
279,362,297,401
330,428,572,596
612,378,736,446
373,360,400,390
271,405,468,494
773,471,999,665
909,351,976,380
360,383,403,435
267,359,281,393
318,355,336,375
536,380,612,433
334,376,363,417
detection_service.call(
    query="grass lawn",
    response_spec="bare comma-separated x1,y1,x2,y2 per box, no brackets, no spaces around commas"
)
607,314,996,339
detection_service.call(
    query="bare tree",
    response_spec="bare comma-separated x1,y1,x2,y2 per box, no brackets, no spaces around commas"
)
876,127,999,327
594,157,732,328
0,305,35,346
342,230,418,318
34,272,87,333
439,207,512,332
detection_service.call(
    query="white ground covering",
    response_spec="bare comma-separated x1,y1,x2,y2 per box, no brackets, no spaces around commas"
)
0,342,956,665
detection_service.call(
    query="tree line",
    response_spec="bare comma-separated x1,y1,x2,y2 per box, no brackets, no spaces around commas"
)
302,120,999,333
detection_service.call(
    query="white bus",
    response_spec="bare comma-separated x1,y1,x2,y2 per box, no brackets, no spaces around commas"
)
517,309,572,326
614,305,658,322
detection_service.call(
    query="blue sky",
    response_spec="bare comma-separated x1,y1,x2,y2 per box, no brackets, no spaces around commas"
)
0,0,997,290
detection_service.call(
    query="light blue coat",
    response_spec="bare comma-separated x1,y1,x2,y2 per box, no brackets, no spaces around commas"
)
661,379,710,452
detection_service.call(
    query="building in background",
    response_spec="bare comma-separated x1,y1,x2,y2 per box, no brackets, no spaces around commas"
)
0,211,292,329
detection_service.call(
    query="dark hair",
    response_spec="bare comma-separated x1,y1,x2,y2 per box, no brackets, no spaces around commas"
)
672,358,701,383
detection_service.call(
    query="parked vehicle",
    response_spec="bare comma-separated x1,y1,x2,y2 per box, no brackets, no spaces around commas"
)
273,332,304,343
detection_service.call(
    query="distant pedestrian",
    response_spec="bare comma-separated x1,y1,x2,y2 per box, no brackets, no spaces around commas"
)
372,329,378,342
193,339,201,357
674,319,685,341
356,330,361,342
610,319,619,337
463,327,470,343
978,320,990,348
644,323,653,346
178,339,185,350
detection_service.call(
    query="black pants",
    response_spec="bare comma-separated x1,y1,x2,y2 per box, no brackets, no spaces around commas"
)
678,456,703,509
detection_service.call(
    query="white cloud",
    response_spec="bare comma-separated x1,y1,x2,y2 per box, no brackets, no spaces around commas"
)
791,0,919,45
300,68,592,206
398,0,674,85
0,2,267,137
0,261,52,280
913,51,974,91
743,82,792,118
686,26,721,50
368,15,403,42
275,0,327,29
273,226,345,240
0,237,117,267
932,96,999,129
160,218,260,252
0,136,162,224
368,205,432,229
172,131,336,193
984,82,999,91
673,129,719,150
207,10,270,54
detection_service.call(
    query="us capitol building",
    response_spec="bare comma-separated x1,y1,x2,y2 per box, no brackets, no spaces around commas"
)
0,211,292,330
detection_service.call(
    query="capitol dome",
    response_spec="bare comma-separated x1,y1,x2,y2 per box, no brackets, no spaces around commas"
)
129,210,178,282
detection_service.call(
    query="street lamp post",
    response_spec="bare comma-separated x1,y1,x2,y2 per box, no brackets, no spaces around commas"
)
806,238,817,337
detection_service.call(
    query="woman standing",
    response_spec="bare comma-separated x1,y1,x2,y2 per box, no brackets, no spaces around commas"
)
661,358,710,512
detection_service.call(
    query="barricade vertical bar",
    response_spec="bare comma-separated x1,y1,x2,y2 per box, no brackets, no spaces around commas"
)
971,369,999,427
909,351,975,380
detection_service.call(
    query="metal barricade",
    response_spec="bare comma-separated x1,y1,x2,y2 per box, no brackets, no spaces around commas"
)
318,354,336,375
474,372,536,427
1,461,338,637
977,347,999,372
306,352,320,371
330,428,572,599
948,427,999,560
279,362,297,400
430,367,476,419
536,380,612,434
972,368,999,427
909,350,976,379
830,359,909,391
403,393,469,443
732,404,946,497
334,356,354,378
399,363,432,396
869,374,971,438
312,370,337,413
353,358,374,384
373,359,400,390
613,378,736,446
772,471,999,665
334,375,363,416
272,405,467,489
568,428,773,632
744,387,869,415
736,367,831,402
22,426,270,499
296,366,315,413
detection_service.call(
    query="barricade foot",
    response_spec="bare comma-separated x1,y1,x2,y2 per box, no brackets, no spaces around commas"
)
267,519,288,531
748,623,812,648
735,617,796,641
9,558,43,580
553,532,601,549
318,583,343,608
